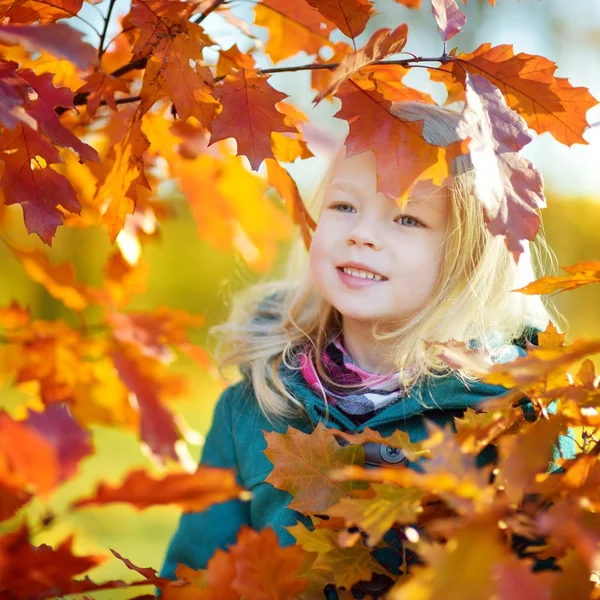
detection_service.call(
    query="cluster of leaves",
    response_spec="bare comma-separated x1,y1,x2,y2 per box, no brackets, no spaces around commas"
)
1,0,600,598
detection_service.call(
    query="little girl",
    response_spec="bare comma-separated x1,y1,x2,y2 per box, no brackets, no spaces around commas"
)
158,101,575,598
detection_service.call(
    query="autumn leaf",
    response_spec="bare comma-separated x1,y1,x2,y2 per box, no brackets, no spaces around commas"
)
265,158,316,250
0,0,83,25
336,81,447,200
72,467,247,512
95,108,151,242
456,72,544,258
0,123,81,245
107,306,205,362
431,0,466,42
17,68,99,163
424,339,493,375
75,69,130,117
287,520,388,589
513,260,600,295
210,69,296,170
5,240,101,311
0,23,96,70
160,527,308,600
431,43,599,145
25,403,93,483
314,24,409,102
0,526,105,600
305,0,374,39
254,0,334,63
110,342,191,464
263,421,367,514
327,483,425,546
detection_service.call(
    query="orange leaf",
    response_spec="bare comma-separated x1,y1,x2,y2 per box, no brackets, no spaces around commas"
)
304,0,374,39
431,44,599,146
72,467,246,512
327,483,424,546
513,260,600,296
265,158,316,250
263,422,367,513
75,69,130,117
210,69,295,170
314,24,409,102
254,0,334,63
95,108,151,242
0,0,83,24
336,80,446,200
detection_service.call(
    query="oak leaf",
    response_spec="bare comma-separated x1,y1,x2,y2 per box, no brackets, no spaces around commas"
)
431,43,599,145
263,421,367,513
210,69,295,170
336,81,447,200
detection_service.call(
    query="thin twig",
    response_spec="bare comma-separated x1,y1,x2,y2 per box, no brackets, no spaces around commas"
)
98,0,119,59
192,0,228,24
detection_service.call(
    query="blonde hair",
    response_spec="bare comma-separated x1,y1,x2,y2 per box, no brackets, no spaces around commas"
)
210,101,563,426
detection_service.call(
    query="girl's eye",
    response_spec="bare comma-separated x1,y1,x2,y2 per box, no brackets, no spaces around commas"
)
331,203,355,213
396,215,422,228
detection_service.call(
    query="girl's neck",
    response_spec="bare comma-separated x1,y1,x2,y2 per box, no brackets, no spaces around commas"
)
339,317,395,374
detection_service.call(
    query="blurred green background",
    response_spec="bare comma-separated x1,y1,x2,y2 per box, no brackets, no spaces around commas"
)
1,0,600,597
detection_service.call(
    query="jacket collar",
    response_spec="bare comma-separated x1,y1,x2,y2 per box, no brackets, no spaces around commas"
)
279,348,525,432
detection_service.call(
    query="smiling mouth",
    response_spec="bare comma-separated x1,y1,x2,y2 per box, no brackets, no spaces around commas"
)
337,267,388,282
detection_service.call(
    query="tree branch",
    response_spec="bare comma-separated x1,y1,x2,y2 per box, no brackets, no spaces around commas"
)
192,0,228,24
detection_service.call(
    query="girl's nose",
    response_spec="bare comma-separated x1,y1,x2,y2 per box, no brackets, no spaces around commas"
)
346,220,382,250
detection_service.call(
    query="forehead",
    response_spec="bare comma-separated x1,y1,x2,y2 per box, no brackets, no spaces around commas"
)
327,150,449,209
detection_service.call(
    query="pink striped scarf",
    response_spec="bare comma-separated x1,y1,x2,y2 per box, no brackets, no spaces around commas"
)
298,336,415,419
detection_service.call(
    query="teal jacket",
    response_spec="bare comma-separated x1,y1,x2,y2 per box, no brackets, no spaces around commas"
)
158,347,575,598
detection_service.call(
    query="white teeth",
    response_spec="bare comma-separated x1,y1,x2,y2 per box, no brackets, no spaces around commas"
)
342,267,384,281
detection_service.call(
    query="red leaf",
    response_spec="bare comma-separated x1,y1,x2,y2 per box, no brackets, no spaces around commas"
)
17,69,100,163
431,0,466,42
0,124,80,245
0,59,36,129
25,403,93,482
72,467,246,512
110,345,185,463
0,525,105,600
75,69,130,117
0,23,96,70
210,70,295,170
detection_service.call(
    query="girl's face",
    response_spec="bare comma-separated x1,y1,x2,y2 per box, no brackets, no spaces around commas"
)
309,150,450,327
